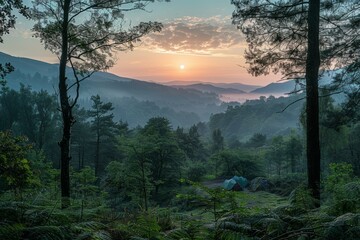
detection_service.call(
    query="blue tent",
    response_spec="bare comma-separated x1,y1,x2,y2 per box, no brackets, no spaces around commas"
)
223,179,238,190
232,176,248,188
223,176,248,191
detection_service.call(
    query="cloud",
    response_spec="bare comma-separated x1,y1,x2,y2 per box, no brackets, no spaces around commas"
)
142,16,245,56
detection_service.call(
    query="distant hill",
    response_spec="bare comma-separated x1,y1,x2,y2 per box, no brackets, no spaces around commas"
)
173,83,247,95
0,52,226,127
1,52,343,133
213,82,261,93
251,80,298,94
0,52,59,78
163,80,260,93
209,94,305,141
249,71,345,102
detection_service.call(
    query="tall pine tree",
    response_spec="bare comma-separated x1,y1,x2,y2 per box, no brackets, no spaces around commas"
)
88,95,117,177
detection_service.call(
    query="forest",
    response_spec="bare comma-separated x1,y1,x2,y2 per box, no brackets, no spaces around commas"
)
1,0,360,240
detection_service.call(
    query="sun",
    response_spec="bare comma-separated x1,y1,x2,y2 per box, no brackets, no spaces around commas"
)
179,64,185,70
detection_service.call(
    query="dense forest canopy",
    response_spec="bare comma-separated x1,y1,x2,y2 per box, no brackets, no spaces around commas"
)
1,0,360,239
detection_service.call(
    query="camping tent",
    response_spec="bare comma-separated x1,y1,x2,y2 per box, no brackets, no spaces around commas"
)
223,176,248,191
249,177,273,191
232,176,248,188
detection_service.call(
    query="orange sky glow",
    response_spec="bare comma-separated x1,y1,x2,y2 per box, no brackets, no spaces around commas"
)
2,0,281,86
109,50,278,85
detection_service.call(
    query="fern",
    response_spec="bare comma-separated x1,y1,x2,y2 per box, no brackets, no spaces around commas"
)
258,217,286,236
327,182,360,216
289,186,317,210
166,228,194,240
23,226,69,240
165,219,205,240
156,209,175,231
76,230,112,240
72,221,106,231
114,211,163,240
130,237,150,240
344,226,360,239
132,212,162,239
0,223,24,240
218,221,251,233
0,200,114,240
219,230,253,240
0,207,22,222
71,221,112,240
323,213,360,240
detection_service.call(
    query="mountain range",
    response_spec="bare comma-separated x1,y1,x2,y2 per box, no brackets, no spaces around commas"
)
1,52,344,140
164,77,302,96
163,80,261,93
171,83,247,95
1,52,340,128
251,80,298,94
0,52,225,127
0,52,305,99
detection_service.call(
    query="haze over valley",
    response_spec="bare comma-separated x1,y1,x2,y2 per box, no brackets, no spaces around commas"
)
1,51,304,135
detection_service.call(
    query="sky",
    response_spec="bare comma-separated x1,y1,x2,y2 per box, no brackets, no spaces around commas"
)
1,0,279,86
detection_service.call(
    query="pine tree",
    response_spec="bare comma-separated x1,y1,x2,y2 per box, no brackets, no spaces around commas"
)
88,95,117,177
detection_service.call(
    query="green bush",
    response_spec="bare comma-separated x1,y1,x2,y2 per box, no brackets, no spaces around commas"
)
325,163,354,195
328,182,360,216
289,185,318,210
270,174,306,196
324,163,360,215
323,213,360,240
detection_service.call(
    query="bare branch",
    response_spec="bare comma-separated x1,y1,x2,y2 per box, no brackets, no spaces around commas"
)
277,96,306,113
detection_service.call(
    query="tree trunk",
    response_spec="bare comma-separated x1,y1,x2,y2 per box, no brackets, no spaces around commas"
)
59,0,71,209
306,0,321,206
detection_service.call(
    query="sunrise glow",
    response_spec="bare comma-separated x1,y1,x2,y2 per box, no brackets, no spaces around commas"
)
1,0,279,86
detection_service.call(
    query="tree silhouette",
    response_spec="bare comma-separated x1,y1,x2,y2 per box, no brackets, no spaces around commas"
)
0,0,28,81
88,95,117,177
231,0,322,204
32,0,166,208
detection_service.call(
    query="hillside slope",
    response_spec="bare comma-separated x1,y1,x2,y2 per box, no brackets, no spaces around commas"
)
0,52,224,127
